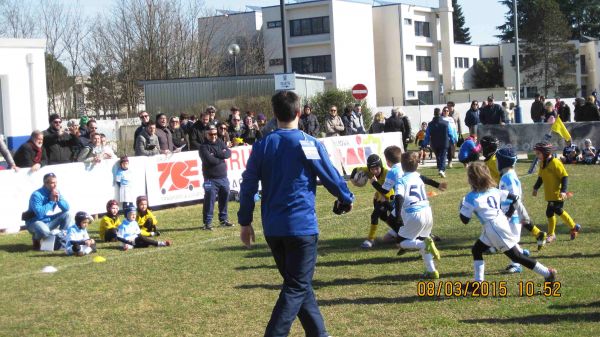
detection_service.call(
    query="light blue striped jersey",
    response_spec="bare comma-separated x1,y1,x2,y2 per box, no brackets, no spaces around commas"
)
396,171,430,213
499,170,521,224
460,188,509,224
381,163,404,193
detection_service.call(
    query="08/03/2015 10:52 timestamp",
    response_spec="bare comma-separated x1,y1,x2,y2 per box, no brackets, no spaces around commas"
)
416,280,562,297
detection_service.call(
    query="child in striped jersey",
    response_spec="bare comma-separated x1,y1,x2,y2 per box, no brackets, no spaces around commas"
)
460,163,557,283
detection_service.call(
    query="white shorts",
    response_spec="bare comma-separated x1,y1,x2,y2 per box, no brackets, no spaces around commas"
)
398,208,433,240
480,217,519,252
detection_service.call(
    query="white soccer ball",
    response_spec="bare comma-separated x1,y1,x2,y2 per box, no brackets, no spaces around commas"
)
351,170,369,187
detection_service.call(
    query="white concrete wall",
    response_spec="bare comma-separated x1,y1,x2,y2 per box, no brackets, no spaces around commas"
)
373,5,402,106
330,0,377,108
0,39,48,149
452,44,480,90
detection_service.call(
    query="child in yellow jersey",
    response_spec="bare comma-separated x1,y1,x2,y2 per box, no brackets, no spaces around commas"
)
532,142,581,243
99,200,121,242
136,195,160,236
350,154,394,248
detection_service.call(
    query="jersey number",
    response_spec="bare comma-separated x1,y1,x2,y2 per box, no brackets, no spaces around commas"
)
487,196,499,209
409,185,426,204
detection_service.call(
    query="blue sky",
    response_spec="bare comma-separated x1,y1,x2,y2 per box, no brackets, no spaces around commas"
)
62,0,507,45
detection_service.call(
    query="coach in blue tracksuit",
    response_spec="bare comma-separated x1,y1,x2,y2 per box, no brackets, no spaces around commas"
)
424,107,457,178
238,91,354,337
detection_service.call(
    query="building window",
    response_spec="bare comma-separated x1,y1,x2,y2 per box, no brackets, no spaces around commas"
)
582,85,587,97
454,57,470,68
580,55,586,73
407,91,415,97
473,58,477,66
414,21,430,37
290,16,330,37
267,21,281,29
291,55,332,74
416,56,432,71
269,58,284,66
406,54,414,61
404,18,412,25
464,57,469,68
521,86,538,98
418,91,433,105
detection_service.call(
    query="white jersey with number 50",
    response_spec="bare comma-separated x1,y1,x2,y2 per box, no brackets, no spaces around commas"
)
396,171,430,213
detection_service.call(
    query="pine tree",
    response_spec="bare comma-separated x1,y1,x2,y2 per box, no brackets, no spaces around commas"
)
452,0,471,44
520,0,577,96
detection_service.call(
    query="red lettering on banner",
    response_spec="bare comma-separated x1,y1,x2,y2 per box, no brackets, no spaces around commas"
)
346,148,361,165
229,150,241,171
157,159,201,192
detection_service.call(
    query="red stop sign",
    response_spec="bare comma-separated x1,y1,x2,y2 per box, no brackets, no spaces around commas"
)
352,83,368,100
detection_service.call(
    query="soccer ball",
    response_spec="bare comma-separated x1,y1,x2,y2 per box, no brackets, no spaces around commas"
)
351,170,369,187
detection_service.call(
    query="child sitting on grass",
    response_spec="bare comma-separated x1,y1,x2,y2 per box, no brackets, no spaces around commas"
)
65,211,96,256
99,200,121,242
136,196,160,236
117,206,171,250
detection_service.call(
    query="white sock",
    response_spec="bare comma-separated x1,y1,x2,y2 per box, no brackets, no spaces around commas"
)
83,246,93,255
516,244,523,254
400,239,424,250
422,253,436,272
533,262,550,278
474,260,485,281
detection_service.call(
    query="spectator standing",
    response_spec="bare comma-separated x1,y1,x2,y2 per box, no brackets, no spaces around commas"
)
447,101,462,135
155,113,175,154
424,108,457,177
206,106,219,126
228,115,245,145
115,156,134,209
256,114,267,130
558,101,571,122
238,90,354,337
368,111,386,134
480,96,505,125
217,122,232,147
325,105,345,137
299,104,320,137
169,116,188,151
14,131,46,171
135,122,160,156
543,102,557,123
441,107,458,168
133,111,151,151
464,100,480,136
341,105,356,135
241,115,262,145
189,112,212,150
591,90,600,109
573,98,585,122
43,114,77,165
228,106,241,125
580,95,600,121
530,94,544,123
24,173,72,250
179,113,193,134
0,134,17,170
384,107,405,140
77,133,104,164
199,125,233,230
398,109,412,152
353,104,366,134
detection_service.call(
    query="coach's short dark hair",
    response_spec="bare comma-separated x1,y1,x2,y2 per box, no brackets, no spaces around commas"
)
271,91,300,123
384,145,403,165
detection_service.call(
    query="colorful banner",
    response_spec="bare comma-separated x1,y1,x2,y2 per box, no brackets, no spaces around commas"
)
1,133,400,233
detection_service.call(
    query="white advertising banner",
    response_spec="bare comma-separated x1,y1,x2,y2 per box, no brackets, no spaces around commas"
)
319,132,402,175
1,133,399,233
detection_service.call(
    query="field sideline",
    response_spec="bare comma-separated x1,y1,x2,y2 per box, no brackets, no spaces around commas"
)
1,161,599,337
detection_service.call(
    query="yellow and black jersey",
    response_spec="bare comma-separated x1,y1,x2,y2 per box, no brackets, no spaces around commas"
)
355,166,394,201
539,157,568,201
137,209,158,236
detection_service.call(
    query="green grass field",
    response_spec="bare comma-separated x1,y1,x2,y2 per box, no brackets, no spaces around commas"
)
1,161,599,337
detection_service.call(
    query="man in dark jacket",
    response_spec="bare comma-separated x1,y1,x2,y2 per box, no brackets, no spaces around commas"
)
43,114,77,165
480,96,505,125
423,108,457,177
384,108,405,135
580,96,600,121
133,111,151,151
558,101,571,122
189,112,211,150
199,125,233,230
341,105,356,135
464,100,480,135
155,113,175,154
530,94,544,123
299,104,320,137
